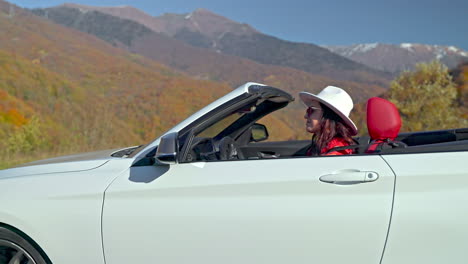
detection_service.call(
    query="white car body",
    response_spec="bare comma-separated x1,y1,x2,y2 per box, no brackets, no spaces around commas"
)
0,82,467,264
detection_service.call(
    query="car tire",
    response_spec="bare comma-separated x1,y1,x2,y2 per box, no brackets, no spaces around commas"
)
0,226,49,264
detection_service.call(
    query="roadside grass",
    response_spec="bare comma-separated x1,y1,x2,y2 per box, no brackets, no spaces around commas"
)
0,154,44,170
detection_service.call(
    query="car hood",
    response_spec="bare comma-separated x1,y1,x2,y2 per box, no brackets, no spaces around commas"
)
0,149,124,179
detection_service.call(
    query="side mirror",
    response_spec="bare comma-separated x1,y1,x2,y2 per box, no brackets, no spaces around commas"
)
154,132,178,165
251,123,269,142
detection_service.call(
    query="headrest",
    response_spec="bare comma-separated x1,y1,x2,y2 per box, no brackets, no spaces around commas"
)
367,97,402,140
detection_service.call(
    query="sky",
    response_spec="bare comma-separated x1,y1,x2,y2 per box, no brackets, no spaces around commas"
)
7,0,468,50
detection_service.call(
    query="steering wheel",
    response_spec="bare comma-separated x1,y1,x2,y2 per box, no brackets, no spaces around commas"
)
218,136,244,160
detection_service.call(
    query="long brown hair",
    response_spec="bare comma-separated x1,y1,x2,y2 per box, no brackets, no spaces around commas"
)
308,103,355,156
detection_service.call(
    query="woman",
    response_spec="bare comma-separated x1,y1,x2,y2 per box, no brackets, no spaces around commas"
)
299,86,358,156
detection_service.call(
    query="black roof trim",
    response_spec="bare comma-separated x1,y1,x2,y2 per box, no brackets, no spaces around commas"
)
248,85,294,102
381,140,468,154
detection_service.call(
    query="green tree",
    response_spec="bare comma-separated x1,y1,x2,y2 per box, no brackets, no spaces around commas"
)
389,61,467,132
6,116,47,155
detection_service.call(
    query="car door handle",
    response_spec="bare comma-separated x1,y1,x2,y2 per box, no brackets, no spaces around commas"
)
319,171,379,184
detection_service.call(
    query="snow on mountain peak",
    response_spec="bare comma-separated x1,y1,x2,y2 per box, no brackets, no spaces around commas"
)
357,43,379,52
448,46,459,52
400,43,414,51
436,50,446,60
338,43,379,56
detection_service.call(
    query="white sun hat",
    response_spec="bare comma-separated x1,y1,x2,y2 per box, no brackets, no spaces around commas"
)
299,86,358,136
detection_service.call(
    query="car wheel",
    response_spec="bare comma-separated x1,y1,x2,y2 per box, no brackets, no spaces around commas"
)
0,226,49,264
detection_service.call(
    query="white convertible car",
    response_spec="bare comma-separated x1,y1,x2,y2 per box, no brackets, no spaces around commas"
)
0,82,467,264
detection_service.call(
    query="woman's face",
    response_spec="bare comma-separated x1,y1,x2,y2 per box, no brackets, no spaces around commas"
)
304,101,323,134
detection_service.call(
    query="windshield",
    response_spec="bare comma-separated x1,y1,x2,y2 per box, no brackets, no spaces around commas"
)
197,111,244,139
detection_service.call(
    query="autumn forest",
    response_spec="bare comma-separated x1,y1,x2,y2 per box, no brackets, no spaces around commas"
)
0,0,467,168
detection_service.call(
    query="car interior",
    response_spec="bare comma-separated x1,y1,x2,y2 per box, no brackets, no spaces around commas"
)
178,95,468,163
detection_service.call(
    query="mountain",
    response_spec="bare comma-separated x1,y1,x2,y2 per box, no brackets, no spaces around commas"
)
25,5,387,145
60,4,259,42
46,4,392,87
32,6,386,102
0,0,249,167
324,43,468,74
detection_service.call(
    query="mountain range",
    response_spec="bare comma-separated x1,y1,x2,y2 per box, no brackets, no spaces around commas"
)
1,0,466,168
29,3,397,139
32,4,392,92
35,4,468,84
0,0,247,166
325,43,468,74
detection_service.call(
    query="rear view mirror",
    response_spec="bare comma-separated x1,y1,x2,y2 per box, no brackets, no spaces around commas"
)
251,123,269,142
154,132,178,164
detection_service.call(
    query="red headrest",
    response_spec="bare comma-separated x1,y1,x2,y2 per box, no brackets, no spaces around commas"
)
367,97,402,140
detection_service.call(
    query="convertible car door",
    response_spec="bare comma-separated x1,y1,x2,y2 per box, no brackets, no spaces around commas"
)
103,155,395,264
380,152,468,263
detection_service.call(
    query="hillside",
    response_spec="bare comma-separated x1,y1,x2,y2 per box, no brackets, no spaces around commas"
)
1,1,265,167
60,4,259,40
44,4,392,88
2,1,465,170
27,4,394,146
212,32,391,86
31,5,387,104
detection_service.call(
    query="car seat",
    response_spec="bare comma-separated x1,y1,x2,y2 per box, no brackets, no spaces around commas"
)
366,97,407,153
